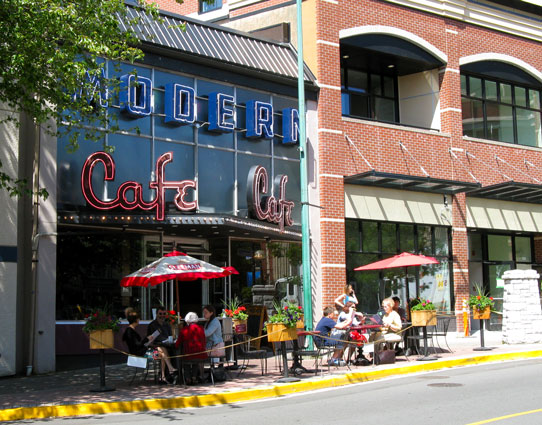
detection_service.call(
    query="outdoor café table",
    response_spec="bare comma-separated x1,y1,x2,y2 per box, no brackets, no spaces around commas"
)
350,324,383,363
289,330,320,375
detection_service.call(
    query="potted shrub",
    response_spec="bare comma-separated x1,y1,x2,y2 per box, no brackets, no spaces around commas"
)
469,284,494,320
223,297,249,334
83,309,120,349
409,297,437,326
265,301,303,342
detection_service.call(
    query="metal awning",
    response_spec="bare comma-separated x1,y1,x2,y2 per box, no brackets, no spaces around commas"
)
344,170,481,194
121,4,316,84
58,212,301,241
467,181,542,203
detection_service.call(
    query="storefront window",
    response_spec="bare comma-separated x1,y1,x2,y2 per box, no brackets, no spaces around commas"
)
56,232,145,320
515,236,532,263
345,219,452,313
488,235,513,261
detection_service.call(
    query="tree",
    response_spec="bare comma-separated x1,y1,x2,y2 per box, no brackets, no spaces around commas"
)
0,0,181,197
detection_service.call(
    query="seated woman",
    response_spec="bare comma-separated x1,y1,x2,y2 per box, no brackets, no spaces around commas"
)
203,305,224,364
122,310,177,384
175,312,207,385
369,297,402,355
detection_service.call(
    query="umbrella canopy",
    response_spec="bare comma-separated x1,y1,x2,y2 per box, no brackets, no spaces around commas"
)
354,252,439,271
120,250,238,287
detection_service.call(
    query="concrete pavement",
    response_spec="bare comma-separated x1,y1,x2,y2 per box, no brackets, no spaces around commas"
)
1,330,541,422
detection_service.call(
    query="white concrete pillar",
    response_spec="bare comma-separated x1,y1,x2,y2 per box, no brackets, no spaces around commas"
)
502,269,542,344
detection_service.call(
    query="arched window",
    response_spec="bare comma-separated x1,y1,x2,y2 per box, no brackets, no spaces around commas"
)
461,60,542,147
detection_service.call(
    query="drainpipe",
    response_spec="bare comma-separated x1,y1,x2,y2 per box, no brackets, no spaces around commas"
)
296,0,313,333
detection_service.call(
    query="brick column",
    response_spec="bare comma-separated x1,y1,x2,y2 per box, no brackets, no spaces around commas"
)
452,192,469,332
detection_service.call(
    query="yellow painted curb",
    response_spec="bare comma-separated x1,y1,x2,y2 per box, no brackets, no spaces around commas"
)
1,350,541,422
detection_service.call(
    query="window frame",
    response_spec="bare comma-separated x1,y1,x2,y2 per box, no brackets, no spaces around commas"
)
461,72,542,147
340,60,399,124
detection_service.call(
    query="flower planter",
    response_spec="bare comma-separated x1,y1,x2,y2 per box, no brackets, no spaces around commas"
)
296,314,304,329
89,329,114,350
411,310,437,327
233,319,248,334
473,306,491,320
267,323,297,342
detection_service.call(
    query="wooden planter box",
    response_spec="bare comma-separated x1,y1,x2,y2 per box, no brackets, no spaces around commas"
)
267,323,297,342
89,329,114,350
233,319,248,334
473,306,491,320
411,310,437,327
296,314,304,329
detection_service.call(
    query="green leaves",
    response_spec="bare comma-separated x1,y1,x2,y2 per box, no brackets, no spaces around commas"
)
0,0,183,197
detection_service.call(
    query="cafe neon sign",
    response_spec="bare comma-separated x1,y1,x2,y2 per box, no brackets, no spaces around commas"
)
247,165,294,231
81,151,197,221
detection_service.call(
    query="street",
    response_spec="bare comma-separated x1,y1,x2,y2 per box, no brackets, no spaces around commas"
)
18,358,542,425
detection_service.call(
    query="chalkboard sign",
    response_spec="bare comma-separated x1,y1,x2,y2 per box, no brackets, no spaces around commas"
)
245,305,267,349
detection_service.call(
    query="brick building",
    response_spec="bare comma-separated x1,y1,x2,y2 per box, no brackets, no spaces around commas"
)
156,0,542,331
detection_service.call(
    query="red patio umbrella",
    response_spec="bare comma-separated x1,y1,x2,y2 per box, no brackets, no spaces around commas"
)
354,252,439,302
120,250,238,312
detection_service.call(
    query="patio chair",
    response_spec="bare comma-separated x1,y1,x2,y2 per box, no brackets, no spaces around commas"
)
427,315,453,353
235,334,268,376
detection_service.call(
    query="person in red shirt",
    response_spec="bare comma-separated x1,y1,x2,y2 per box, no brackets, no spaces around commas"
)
176,311,207,384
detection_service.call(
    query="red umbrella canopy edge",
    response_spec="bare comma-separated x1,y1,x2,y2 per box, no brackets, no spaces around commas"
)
120,251,238,287
354,252,439,271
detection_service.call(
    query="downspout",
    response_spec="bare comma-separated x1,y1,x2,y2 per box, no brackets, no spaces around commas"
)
296,0,313,333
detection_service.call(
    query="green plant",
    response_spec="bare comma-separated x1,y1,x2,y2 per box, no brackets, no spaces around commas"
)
410,297,435,311
468,283,494,311
82,308,120,333
222,296,248,320
266,301,303,328
166,310,181,325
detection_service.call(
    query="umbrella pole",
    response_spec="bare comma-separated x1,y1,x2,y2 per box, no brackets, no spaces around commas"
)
175,279,180,314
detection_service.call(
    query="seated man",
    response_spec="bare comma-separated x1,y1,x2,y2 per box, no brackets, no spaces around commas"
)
147,305,173,345
392,296,407,322
314,306,352,366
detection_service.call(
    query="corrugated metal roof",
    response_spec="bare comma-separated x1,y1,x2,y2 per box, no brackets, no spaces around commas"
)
120,5,316,84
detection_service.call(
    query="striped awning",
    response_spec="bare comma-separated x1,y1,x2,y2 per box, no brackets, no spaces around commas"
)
120,5,316,83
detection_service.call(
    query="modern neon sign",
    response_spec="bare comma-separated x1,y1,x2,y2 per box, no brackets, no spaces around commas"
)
247,165,294,231
101,74,299,143
81,151,197,221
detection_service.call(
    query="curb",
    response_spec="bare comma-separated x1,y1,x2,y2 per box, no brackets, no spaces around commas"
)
1,350,541,422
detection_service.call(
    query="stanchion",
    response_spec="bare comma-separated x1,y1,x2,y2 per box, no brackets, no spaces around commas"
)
90,348,115,392
473,318,493,351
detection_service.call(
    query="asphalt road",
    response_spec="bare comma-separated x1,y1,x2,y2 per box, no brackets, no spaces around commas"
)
17,359,542,425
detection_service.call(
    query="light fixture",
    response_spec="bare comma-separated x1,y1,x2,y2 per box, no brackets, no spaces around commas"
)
387,64,395,69
254,250,266,260
342,54,349,59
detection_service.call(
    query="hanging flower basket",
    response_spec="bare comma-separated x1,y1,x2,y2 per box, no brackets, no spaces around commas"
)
233,318,248,334
473,306,491,320
267,323,297,342
411,310,437,327
89,329,114,350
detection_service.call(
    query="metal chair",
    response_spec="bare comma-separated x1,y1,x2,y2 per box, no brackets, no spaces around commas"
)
427,315,453,353
235,334,268,376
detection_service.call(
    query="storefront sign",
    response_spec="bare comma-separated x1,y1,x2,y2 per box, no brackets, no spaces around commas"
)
81,151,197,221
247,165,294,231
83,73,300,143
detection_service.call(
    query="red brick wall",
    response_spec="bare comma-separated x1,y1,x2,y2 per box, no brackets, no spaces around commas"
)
313,0,542,326
153,0,199,16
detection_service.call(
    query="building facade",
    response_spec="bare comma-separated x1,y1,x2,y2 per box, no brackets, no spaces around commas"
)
0,6,317,376
162,0,542,330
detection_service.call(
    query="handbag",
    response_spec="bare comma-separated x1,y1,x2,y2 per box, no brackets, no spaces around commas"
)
210,341,225,358
375,349,396,365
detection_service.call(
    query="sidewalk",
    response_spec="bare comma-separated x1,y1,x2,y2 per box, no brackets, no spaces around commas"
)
1,331,541,422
